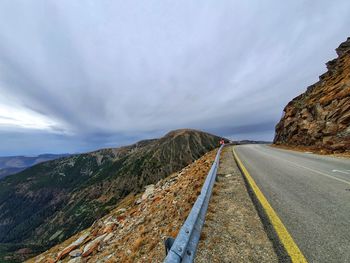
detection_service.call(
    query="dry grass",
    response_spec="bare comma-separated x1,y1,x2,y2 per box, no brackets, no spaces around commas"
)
148,240,159,251
200,232,207,241
207,206,215,213
132,237,145,252
205,212,214,221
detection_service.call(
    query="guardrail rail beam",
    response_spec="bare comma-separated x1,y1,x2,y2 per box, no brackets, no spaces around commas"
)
164,144,224,263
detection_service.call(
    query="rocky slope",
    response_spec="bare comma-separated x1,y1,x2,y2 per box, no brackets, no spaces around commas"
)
274,37,350,153
26,150,216,263
0,129,222,262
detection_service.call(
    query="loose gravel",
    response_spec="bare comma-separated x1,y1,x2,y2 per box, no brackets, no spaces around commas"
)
195,146,278,263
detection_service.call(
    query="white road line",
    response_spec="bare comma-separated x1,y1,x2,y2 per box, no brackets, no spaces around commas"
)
332,170,350,175
252,146,350,186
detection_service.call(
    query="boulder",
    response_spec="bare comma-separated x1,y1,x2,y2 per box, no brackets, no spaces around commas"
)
56,232,89,260
102,222,116,234
142,184,155,200
69,249,82,257
82,234,107,257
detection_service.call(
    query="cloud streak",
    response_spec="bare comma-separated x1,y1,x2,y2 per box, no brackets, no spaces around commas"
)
0,0,349,155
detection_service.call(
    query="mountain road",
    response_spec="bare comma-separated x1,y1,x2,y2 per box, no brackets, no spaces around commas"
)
234,144,350,263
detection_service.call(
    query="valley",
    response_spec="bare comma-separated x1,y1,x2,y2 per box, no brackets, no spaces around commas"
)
0,129,221,262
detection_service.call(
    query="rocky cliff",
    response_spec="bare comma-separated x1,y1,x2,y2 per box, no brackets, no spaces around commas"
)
274,37,350,153
0,129,222,262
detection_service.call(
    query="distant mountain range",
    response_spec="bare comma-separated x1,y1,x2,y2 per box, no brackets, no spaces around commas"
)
0,129,223,262
0,154,70,180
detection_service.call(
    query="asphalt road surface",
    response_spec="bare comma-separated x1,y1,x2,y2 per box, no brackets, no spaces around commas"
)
235,144,350,263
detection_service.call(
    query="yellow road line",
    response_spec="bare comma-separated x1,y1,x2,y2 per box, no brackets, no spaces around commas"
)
232,147,308,263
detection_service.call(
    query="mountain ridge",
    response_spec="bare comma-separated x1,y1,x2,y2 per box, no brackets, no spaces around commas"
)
0,129,223,262
0,154,70,180
26,149,217,263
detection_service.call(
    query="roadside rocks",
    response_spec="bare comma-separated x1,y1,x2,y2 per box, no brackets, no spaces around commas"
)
274,37,350,153
102,222,116,234
68,249,82,257
56,232,90,260
67,257,82,263
82,234,107,257
142,184,155,200
103,233,114,243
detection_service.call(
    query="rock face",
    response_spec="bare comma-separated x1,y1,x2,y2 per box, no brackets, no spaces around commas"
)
0,129,222,262
274,37,350,153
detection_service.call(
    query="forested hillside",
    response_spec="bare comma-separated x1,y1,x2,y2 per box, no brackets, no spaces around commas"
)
0,129,221,262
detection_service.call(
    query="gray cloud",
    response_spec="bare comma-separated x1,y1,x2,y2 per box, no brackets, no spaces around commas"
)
0,0,349,155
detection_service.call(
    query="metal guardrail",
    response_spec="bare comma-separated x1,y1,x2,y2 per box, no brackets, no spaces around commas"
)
164,144,224,263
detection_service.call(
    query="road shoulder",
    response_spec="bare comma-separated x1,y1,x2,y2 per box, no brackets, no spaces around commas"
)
195,146,278,263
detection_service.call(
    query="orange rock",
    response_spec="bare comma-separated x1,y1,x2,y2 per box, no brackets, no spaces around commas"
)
56,233,89,260
82,234,107,257
117,215,126,222
152,196,162,203
103,223,116,234
91,228,99,237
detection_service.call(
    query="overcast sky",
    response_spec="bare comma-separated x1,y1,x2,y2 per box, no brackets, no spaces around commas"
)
0,1,349,156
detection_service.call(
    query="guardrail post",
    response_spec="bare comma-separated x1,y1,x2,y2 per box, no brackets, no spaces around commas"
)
165,237,175,255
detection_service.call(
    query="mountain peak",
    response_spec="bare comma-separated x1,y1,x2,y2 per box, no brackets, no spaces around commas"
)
164,128,202,137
